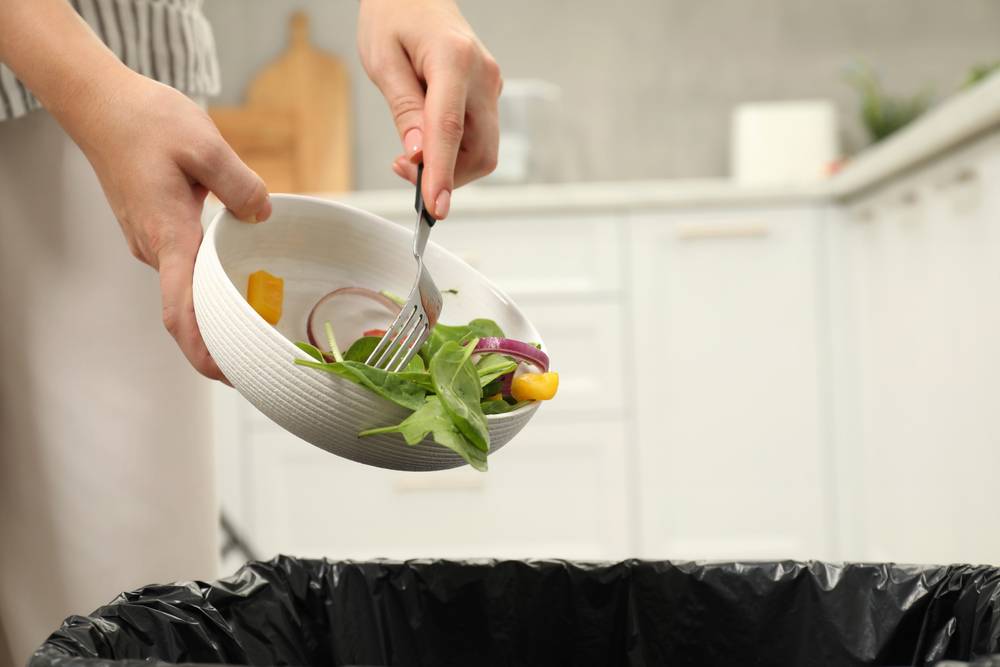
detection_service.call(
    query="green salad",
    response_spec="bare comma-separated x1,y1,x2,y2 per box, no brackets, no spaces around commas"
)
296,287,564,474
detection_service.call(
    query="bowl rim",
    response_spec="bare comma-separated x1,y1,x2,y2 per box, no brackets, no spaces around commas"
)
204,193,544,424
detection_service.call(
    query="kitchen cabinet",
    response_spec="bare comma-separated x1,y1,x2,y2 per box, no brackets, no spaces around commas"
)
215,203,838,565
829,133,1000,564
629,208,835,559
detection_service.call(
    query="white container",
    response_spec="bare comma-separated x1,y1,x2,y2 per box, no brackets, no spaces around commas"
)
193,195,543,471
730,100,839,185
487,79,562,184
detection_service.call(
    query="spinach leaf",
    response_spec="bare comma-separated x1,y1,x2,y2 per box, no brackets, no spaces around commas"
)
468,318,505,338
295,316,512,470
295,341,327,362
421,323,472,362
420,317,506,362
481,378,503,398
343,336,379,362
430,339,489,452
405,352,426,373
396,371,435,392
481,399,513,415
344,335,425,372
476,353,517,386
294,359,426,411
359,397,487,471
481,399,530,415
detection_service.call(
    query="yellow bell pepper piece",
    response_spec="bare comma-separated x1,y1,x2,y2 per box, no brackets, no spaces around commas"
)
247,270,284,325
511,371,559,401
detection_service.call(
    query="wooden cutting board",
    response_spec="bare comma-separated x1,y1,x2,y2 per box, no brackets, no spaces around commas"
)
209,12,352,193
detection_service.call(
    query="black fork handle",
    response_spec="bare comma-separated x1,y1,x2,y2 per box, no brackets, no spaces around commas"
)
415,163,437,227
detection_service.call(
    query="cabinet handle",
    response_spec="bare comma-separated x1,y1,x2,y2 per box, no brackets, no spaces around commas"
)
953,167,978,184
934,166,979,190
852,207,875,223
675,223,771,241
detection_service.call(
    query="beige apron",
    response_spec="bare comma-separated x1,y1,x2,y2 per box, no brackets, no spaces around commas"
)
0,110,218,666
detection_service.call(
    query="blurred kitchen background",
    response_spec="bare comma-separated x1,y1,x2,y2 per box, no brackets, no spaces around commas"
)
205,0,999,186
205,0,1000,573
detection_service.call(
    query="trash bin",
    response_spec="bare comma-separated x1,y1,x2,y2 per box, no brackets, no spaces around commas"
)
29,557,1000,667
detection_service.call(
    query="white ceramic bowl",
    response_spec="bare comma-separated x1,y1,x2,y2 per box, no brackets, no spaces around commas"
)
193,194,542,471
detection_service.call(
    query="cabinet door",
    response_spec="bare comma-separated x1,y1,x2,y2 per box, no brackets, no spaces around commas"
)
836,137,1000,564
630,208,833,560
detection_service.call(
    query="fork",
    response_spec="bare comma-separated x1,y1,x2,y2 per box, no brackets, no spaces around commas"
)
365,163,443,372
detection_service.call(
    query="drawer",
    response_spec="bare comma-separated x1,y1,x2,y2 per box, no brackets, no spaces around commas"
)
242,418,630,561
410,214,623,298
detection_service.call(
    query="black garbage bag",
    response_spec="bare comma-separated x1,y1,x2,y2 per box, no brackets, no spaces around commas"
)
28,556,1000,667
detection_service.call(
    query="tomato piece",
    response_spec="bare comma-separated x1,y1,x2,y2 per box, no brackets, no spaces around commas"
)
363,328,387,338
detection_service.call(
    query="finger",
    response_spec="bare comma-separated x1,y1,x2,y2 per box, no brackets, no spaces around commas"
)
157,227,227,382
391,159,406,182
451,102,499,188
179,137,271,223
422,51,472,220
369,43,427,163
392,155,418,184
451,53,501,187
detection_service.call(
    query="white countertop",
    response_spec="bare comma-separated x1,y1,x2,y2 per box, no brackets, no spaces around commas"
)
319,72,1000,216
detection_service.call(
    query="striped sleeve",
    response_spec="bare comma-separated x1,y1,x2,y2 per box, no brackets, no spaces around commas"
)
0,0,220,123
93,0,125,64
0,67,29,119
133,0,153,78
149,1,168,83
111,0,138,71
0,72,20,119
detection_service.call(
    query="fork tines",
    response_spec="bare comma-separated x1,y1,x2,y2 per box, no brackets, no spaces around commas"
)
365,300,429,372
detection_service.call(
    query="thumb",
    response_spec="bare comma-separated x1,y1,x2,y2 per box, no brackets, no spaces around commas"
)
180,137,271,223
370,44,427,162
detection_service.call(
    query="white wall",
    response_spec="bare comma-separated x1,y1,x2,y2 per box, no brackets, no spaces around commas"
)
203,0,1000,186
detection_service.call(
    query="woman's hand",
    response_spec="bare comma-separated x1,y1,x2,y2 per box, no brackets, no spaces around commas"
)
1,0,270,382
357,0,502,219
70,70,271,381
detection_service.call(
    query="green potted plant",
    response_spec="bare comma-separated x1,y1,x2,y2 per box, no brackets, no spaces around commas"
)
845,63,931,143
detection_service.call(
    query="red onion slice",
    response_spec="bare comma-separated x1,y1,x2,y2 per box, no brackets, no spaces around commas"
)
474,337,549,373
306,287,402,350
500,372,515,397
